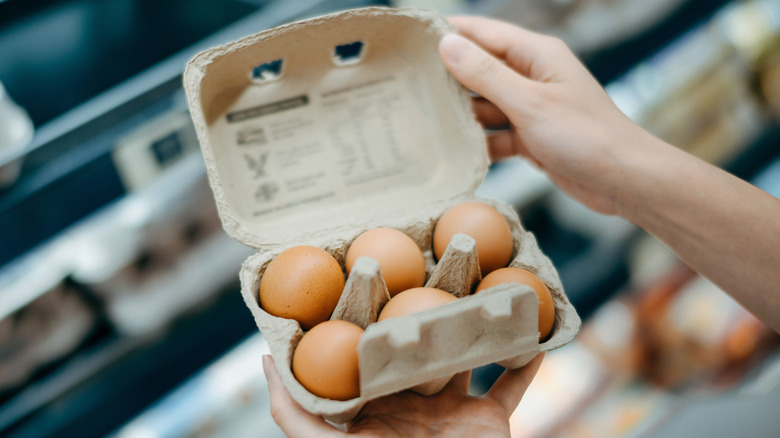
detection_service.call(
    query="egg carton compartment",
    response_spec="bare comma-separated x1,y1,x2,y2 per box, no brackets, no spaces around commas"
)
184,6,580,424
238,197,579,423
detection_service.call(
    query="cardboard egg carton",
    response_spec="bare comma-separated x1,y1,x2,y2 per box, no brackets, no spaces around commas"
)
184,6,580,423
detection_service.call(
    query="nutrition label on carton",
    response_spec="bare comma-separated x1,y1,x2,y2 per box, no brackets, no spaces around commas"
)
220,74,433,219
321,76,409,187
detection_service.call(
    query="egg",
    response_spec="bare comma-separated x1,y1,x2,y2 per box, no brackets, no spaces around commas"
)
475,267,555,340
433,202,513,276
259,245,345,330
377,287,458,321
345,228,426,297
292,320,363,400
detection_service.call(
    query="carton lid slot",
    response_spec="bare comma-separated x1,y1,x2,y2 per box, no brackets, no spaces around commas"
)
333,41,365,66
251,58,285,84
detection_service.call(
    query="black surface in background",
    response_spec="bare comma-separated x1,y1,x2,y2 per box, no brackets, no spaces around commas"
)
0,153,124,267
725,124,780,179
0,0,257,127
520,202,632,321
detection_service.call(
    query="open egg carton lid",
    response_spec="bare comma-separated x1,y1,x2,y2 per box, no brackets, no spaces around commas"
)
183,7,488,250
185,8,581,422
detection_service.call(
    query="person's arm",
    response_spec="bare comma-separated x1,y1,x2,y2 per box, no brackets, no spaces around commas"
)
439,16,780,333
615,136,780,332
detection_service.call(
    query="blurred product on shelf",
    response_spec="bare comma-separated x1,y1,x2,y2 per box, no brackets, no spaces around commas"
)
632,267,777,389
719,0,780,117
606,228,779,390
74,153,253,336
0,275,96,396
607,3,772,166
0,81,33,187
111,112,201,191
91,232,252,336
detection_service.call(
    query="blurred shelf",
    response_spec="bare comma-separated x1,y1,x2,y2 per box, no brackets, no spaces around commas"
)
0,0,388,269
1,283,256,438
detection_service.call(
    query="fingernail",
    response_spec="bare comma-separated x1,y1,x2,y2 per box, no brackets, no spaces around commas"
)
440,33,469,64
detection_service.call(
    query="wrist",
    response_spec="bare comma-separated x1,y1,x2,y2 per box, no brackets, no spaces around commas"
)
608,126,685,225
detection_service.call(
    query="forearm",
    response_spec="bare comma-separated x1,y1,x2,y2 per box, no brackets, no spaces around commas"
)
614,133,780,333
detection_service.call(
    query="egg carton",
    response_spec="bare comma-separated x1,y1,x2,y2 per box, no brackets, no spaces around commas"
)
184,6,580,423
239,199,579,422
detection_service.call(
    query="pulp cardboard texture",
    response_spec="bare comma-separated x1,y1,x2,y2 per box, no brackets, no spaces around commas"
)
184,7,580,423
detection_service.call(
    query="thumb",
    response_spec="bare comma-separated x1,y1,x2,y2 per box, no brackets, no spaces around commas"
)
439,33,533,116
485,352,545,414
263,355,343,437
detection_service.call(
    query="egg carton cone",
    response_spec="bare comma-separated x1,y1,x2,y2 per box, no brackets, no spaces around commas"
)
184,6,580,423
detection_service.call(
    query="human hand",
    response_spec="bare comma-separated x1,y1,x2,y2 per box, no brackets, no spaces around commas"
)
438,17,780,334
263,353,544,437
439,16,654,215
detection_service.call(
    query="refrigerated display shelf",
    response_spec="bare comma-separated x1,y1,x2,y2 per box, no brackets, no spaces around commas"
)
1,282,255,438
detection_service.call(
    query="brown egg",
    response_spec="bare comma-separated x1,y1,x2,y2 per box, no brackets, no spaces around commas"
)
292,320,363,400
345,228,426,297
476,267,555,340
259,245,345,330
433,202,513,276
377,287,457,321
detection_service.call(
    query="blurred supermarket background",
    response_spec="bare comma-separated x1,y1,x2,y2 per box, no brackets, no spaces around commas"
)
1,0,780,436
